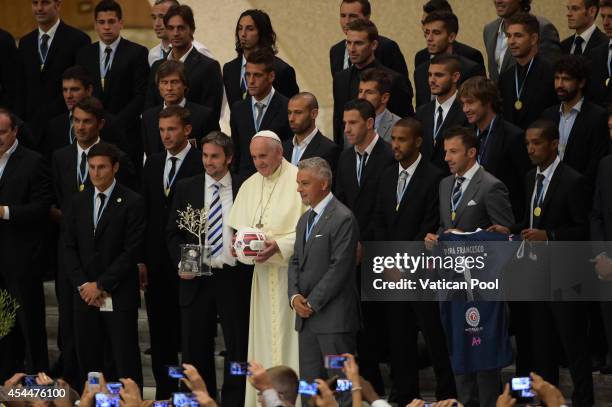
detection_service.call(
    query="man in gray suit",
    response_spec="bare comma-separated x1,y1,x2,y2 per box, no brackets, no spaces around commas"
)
425,125,514,407
288,157,360,384
358,68,400,143
483,0,560,80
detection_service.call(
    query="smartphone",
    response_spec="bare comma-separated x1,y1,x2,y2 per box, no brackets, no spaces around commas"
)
324,354,347,369
298,380,318,396
510,377,535,403
229,362,250,376
22,375,38,387
95,393,119,407
153,402,169,407
167,366,185,379
335,379,352,392
88,372,102,391
106,382,122,395
172,393,198,407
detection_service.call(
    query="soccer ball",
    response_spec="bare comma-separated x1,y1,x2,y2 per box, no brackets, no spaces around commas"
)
233,227,267,265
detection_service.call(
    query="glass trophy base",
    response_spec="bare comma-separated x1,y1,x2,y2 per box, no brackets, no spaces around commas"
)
179,244,212,277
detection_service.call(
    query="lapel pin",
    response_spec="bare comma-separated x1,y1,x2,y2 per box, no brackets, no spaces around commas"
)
117,197,122,203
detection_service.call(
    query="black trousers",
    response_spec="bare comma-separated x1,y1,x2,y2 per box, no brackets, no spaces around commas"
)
180,264,251,407
529,301,594,407
0,255,48,380
383,301,456,405
73,294,142,389
144,262,180,399
356,301,387,396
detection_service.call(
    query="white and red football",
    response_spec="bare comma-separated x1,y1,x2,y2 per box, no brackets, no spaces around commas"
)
233,227,267,265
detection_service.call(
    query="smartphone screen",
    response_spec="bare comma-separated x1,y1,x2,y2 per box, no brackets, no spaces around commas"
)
95,393,119,407
88,372,101,391
511,377,535,401
172,393,198,407
324,355,347,369
298,380,318,396
153,402,168,407
229,362,250,376
106,382,122,395
335,379,352,392
167,366,186,379
22,375,38,387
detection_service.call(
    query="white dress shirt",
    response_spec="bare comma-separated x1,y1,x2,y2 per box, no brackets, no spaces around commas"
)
76,138,101,185
251,87,275,129
529,155,561,227
433,91,457,140
397,153,422,196
495,20,508,73
558,97,583,160
164,142,191,189
204,171,236,268
570,23,597,54
168,44,195,63
38,18,60,61
455,161,481,196
148,39,213,66
0,139,18,220
93,179,116,227
291,127,318,165
163,98,187,109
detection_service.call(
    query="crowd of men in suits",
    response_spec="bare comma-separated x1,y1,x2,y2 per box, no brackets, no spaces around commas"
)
2,0,612,405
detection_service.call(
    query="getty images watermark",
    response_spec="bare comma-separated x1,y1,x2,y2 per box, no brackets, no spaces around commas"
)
361,239,612,302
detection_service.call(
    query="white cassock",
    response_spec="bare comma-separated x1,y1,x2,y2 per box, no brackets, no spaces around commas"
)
228,159,307,406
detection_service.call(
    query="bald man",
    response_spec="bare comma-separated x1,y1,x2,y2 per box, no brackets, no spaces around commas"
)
283,92,340,172
228,131,308,406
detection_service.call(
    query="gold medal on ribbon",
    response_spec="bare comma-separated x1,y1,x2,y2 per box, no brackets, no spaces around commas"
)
101,78,106,90
40,64,44,72
607,78,611,87
396,204,400,211
533,207,542,217
451,211,456,221
79,184,85,192
514,100,523,110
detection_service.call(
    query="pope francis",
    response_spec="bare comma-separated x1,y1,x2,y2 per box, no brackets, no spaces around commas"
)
228,131,307,406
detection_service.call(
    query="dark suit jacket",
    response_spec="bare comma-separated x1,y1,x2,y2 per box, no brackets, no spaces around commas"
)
0,28,17,110
52,143,138,211
75,38,149,129
591,155,612,243
42,110,125,159
513,162,588,241
288,196,360,333
223,55,299,109
373,158,444,241
476,117,531,222
142,147,203,274
415,98,468,173
334,136,394,240
588,42,612,107
414,41,485,72
146,49,223,122
166,172,252,306
141,101,219,157
498,55,557,130
16,21,90,147
561,27,607,55
329,35,409,82
0,144,52,276
230,92,292,176
541,101,609,186
414,55,486,108
484,15,560,81
332,59,414,147
282,131,340,172
63,182,145,309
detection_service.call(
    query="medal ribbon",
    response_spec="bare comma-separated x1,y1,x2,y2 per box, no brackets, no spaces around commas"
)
514,58,535,103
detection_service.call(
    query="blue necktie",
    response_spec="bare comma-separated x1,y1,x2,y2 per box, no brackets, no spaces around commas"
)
208,183,223,257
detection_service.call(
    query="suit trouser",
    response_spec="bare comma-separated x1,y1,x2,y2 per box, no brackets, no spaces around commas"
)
298,323,356,407
357,301,387,395
144,263,180,399
0,258,48,380
529,301,594,407
180,265,251,407
601,301,612,363
455,368,501,407
384,301,456,405
73,294,143,389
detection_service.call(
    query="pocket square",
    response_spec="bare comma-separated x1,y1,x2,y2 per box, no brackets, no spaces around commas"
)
315,234,324,238
467,200,477,206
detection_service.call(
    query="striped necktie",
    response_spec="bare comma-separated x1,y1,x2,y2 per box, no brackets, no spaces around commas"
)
451,176,466,209
208,183,223,257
